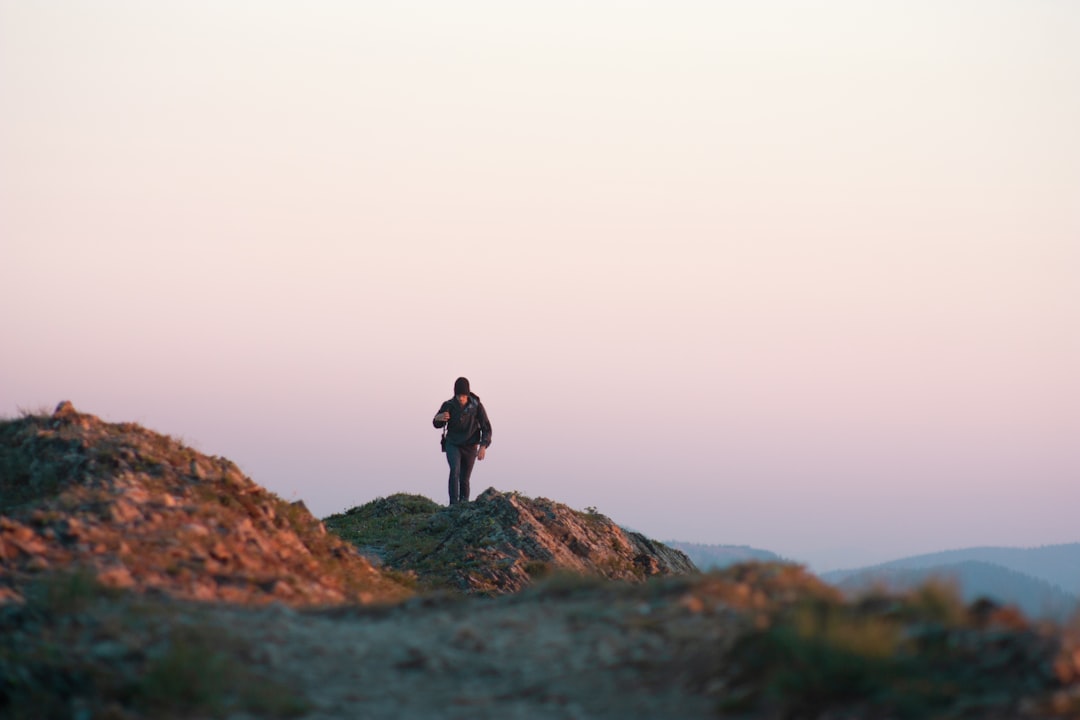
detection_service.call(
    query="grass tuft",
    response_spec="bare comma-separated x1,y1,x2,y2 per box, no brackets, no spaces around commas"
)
132,624,309,718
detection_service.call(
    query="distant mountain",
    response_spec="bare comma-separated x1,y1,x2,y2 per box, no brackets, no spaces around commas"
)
826,559,1079,621
664,541,782,571
824,544,1080,595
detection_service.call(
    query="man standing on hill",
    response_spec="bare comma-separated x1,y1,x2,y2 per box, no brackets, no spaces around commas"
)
433,377,492,506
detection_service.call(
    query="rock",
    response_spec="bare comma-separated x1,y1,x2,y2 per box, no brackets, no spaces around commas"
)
0,586,23,604
61,518,86,540
97,565,135,589
209,542,231,562
7,524,36,543
191,580,218,601
109,499,142,525
8,535,48,557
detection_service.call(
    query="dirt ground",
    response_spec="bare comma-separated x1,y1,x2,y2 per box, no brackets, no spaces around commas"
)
196,581,730,720
6,568,1080,720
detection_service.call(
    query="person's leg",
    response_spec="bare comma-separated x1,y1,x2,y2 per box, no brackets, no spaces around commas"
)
446,444,462,505
457,444,478,503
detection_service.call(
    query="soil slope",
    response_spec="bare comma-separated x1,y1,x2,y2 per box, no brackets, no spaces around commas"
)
0,402,410,606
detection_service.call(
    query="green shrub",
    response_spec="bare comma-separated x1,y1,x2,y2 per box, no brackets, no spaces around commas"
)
24,568,119,616
524,560,553,578
135,627,232,713
717,586,1050,719
525,570,610,598
133,625,308,718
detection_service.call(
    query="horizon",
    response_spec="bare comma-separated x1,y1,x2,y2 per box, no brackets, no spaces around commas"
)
3,2,1078,575
3,391,1073,575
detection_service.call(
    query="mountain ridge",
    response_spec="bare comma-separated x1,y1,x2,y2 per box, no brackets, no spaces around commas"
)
823,542,1080,593
830,559,1079,621
821,544,1080,621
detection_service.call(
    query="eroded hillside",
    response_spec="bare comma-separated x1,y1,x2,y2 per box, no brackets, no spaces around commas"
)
0,402,411,606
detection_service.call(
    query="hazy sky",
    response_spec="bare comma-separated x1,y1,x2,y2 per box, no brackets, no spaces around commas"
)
2,1,1077,572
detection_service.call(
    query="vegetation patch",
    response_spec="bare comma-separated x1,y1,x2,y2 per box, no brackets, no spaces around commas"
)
325,494,454,588
133,624,308,718
0,415,83,511
21,567,123,616
708,583,1060,719
0,573,309,720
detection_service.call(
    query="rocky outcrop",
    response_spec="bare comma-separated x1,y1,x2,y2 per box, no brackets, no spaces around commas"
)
0,402,411,606
324,489,697,594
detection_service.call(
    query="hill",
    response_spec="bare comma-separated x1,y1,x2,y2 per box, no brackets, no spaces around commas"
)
324,491,697,594
3,403,1080,718
824,543,1080,595
665,541,783,570
830,560,1079,621
0,402,411,605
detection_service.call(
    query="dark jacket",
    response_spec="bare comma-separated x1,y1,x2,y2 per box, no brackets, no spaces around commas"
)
433,393,492,448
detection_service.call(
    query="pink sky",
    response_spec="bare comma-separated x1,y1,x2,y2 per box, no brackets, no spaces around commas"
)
2,1,1078,571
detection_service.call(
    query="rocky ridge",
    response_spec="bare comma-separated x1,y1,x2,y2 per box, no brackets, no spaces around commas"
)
0,402,411,606
324,490,697,594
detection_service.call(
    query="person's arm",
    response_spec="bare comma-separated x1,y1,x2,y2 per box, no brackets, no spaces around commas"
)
433,401,450,428
477,402,492,449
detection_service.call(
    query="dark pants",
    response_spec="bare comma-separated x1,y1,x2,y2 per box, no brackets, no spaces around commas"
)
446,443,478,505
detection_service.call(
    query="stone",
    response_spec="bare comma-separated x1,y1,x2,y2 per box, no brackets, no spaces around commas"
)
0,587,24,604
190,581,218,601
61,518,86,540
97,565,135,589
125,486,150,505
8,524,35,543
110,499,142,525
209,542,231,562
9,536,48,557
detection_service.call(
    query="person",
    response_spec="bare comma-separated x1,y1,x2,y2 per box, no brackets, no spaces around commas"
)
432,377,492,506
